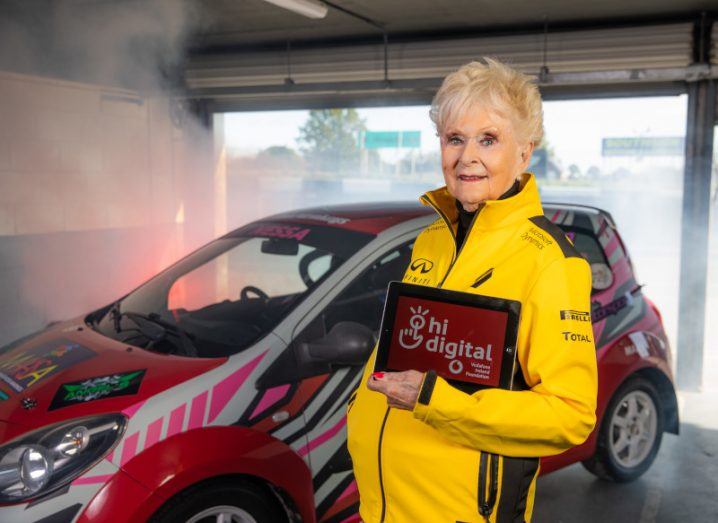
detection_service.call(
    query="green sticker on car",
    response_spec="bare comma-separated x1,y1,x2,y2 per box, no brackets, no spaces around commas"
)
49,369,146,410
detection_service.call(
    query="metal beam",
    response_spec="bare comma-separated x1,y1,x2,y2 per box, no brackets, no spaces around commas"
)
184,65,714,107
676,78,715,391
205,82,688,113
676,14,715,391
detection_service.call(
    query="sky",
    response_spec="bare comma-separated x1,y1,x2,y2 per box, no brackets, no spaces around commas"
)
223,95,688,171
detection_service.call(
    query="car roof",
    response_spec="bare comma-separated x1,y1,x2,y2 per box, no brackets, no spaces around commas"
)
543,202,616,228
264,201,434,234
248,200,614,235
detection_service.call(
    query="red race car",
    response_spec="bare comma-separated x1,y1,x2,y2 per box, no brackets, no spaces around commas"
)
0,202,678,522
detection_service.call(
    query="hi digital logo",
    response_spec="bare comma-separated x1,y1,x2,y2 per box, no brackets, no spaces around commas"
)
398,306,493,375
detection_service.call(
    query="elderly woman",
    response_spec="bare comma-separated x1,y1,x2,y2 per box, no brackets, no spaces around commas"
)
346,59,598,522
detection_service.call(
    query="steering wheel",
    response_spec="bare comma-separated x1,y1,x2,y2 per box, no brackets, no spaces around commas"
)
240,285,269,302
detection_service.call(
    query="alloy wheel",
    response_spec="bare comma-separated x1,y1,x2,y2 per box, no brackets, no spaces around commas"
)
186,505,259,523
608,390,658,468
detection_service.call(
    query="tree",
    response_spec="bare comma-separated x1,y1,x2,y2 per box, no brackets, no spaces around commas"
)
298,109,366,174
568,164,582,179
586,165,602,178
257,145,300,160
255,146,303,172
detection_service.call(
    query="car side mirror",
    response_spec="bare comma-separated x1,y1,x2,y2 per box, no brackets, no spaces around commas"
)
297,321,376,367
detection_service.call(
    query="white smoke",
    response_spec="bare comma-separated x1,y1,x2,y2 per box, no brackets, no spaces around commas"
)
0,0,219,344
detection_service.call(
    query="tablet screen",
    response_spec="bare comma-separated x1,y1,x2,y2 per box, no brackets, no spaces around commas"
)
375,282,520,392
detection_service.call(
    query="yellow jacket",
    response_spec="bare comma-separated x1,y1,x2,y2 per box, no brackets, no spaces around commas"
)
346,173,598,523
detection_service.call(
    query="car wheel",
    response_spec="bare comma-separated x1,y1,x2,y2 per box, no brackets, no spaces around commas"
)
149,479,287,523
582,376,664,482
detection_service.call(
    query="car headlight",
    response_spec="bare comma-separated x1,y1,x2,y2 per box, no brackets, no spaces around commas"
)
0,414,126,503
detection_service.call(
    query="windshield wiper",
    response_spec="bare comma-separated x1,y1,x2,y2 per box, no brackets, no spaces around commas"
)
109,303,198,357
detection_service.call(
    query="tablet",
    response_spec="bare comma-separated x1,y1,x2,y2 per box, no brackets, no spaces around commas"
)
374,281,521,393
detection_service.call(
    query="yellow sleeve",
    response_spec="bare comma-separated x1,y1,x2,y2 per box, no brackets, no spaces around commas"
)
412,257,598,457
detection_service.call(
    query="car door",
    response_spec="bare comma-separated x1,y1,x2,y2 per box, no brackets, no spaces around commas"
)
289,240,414,522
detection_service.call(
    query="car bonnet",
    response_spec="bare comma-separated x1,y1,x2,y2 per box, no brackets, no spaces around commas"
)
0,321,224,442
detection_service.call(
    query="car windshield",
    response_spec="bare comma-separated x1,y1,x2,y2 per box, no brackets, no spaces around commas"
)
92,221,374,358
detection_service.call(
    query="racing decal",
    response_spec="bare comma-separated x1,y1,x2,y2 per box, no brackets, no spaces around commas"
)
249,384,291,420
208,351,267,423
0,389,8,401
627,332,650,358
471,268,494,289
315,473,359,522
105,351,270,470
251,224,311,240
247,378,320,435
616,331,665,360
271,369,357,446
594,283,645,347
592,295,630,322
410,258,434,274
560,310,591,322
0,339,96,393
49,370,146,410
291,213,350,225
297,416,346,457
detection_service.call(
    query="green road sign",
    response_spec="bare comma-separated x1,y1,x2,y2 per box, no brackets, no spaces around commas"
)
363,131,421,149
601,137,684,157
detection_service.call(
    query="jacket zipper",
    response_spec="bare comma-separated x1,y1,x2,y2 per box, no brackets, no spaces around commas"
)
375,197,464,522
478,452,499,520
420,195,482,288
378,407,390,522
391,195,488,523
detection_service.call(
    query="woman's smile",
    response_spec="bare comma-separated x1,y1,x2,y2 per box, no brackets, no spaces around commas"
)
457,174,489,182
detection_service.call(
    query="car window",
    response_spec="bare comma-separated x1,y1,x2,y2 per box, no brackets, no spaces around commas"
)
293,241,414,353
559,226,612,294
92,222,374,358
167,239,325,312
562,228,608,267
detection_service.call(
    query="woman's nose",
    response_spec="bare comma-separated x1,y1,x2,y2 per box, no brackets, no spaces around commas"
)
459,138,481,164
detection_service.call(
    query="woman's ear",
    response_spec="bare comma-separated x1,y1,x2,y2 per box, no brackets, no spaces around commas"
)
520,141,535,170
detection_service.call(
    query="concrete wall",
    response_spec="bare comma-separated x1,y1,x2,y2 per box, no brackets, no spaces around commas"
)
0,72,214,345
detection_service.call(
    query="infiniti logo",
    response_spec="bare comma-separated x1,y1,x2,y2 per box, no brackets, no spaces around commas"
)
410,258,434,274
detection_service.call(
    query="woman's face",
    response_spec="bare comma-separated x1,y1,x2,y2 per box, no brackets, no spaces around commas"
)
440,103,533,211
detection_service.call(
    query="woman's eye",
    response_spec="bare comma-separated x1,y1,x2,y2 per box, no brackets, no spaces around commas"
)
480,137,495,146
447,136,464,146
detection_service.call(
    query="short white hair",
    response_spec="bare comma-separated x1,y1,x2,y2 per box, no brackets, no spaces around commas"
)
430,58,544,146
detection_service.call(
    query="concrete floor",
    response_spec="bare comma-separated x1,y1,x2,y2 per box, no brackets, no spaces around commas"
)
533,389,718,522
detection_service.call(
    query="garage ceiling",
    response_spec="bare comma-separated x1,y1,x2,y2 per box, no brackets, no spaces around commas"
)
184,0,718,110
192,0,717,50
1,0,716,109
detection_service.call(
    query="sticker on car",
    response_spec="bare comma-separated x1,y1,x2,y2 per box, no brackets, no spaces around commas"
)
0,339,96,393
49,369,146,410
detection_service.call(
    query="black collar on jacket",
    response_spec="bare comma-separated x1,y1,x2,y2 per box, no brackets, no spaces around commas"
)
454,179,521,250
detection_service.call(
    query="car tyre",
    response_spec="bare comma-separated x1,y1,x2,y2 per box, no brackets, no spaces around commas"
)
582,376,664,482
149,478,287,523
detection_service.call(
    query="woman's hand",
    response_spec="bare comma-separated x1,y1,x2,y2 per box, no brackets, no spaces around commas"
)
367,370,424,411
